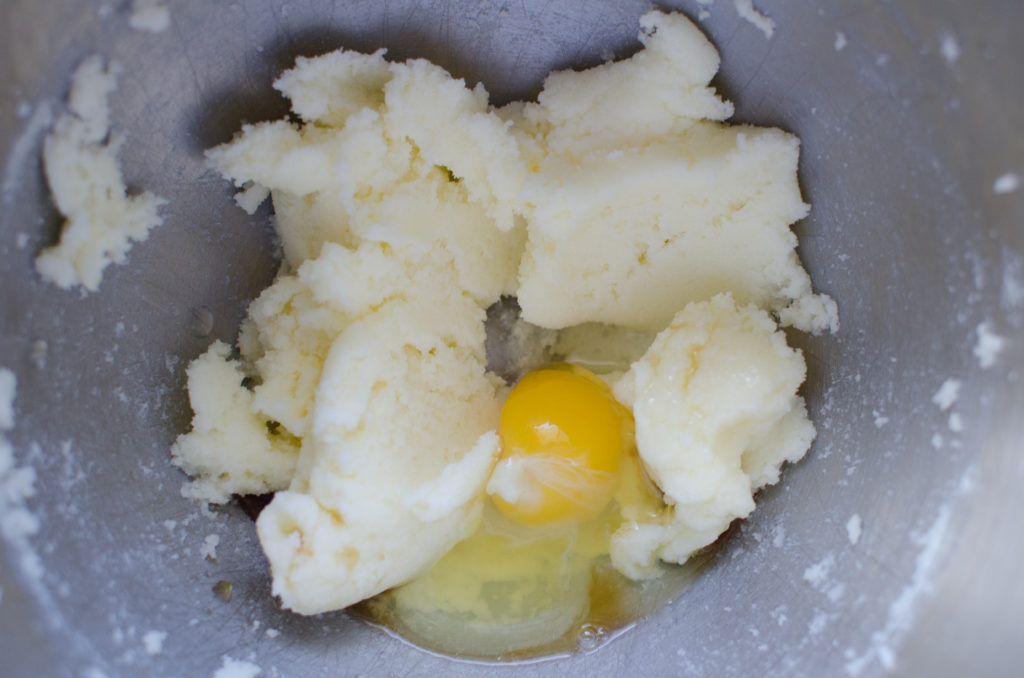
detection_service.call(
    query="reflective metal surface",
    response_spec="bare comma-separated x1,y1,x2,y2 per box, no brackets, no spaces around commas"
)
1,1,1021,676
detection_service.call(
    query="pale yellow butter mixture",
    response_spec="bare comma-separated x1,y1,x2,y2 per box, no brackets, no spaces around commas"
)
171,10,835,618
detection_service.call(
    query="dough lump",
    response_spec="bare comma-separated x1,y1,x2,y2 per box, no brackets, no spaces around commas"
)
610,294,814,579
36,56,165,292
171,10,834,614
174,47,523,614
513,12,837,334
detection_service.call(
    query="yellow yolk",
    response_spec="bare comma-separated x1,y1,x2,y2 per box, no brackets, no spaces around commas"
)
490,364,635,526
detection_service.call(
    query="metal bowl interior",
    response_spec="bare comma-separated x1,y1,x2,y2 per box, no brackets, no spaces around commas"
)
1,1,1022,676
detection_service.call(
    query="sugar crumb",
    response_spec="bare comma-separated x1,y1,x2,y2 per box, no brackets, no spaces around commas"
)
940,32,961,65
803,553,835,588
733,0,775,38
142,629,166,655
770,605,788,626
973,322,1005,369
213,656,261,678
931,379,961,411
994,172,1020,195
201,534,220,561
808,610,829,635
846,514,862,546
129,0,170,33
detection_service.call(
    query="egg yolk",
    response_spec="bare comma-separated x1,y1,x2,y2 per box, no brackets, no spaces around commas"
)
490,364,634,526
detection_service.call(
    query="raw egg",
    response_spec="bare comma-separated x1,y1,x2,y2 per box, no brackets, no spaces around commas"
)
488,364,635,526
370,362,681,659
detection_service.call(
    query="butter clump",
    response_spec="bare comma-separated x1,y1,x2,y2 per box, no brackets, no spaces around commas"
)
258,300,502,613
515,12,837,334
171,341,299,504
36,56,165,292
610,294,815,579
173,47,523,613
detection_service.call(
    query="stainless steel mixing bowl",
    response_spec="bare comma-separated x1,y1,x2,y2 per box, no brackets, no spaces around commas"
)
2,1,1022,676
